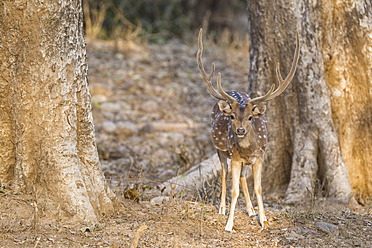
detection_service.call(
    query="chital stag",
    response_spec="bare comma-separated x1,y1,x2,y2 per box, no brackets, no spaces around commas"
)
197,29,299,232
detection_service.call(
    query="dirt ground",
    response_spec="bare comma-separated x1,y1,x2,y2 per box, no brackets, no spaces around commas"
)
1,38,371,247
0,191,371,247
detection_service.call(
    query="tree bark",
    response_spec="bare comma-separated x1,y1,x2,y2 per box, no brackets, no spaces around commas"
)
246,0,370,203
0,0,114,223
320,0,372,202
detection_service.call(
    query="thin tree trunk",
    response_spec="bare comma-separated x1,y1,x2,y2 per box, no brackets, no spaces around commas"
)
0,0,114,223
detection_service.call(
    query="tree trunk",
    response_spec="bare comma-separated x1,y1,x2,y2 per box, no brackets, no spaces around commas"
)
0,0,114,223
320,0,372,203
246,0,371,203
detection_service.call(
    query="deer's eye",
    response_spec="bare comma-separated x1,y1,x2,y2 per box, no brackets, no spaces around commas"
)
248,116,253,121
230,114,235,119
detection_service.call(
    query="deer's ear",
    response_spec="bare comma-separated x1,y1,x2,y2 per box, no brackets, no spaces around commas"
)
218,100,232,115
252,105,266,117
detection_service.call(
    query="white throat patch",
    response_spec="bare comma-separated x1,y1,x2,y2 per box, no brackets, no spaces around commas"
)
238,135,251,148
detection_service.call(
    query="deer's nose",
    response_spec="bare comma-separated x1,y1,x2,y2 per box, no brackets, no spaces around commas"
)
237,128,245,135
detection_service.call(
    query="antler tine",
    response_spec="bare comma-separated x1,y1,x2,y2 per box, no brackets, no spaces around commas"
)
267,31,300,101
197,28,226,101
217,73,237,103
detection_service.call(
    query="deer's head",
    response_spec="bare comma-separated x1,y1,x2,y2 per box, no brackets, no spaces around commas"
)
217,94,268,138
197,29,299,139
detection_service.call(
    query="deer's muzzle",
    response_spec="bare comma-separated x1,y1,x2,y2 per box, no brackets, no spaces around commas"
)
236,128,246,137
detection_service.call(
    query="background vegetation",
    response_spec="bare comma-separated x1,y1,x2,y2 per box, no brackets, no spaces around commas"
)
83,0,248,44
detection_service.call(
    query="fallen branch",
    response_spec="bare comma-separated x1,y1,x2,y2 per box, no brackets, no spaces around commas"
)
157,154,249,195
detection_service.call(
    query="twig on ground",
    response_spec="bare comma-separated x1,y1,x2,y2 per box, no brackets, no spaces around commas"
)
130,225,148,248
165,169,180,218
33,236,41,248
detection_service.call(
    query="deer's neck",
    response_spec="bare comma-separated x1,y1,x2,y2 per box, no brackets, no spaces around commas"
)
229,128,265,163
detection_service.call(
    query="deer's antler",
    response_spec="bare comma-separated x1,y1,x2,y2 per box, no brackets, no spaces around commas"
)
268,31,300,101
249,31,300,105
197,28,236,103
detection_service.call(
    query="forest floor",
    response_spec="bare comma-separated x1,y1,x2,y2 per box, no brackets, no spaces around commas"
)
1,38,371,247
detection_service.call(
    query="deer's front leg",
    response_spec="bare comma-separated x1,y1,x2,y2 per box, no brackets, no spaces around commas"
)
225,160,241,232
252,157,268,229
217,151,228,215
240,166,255,216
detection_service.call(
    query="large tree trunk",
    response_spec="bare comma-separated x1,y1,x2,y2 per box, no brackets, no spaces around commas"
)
247,0,371,203
0,0,114,223
320,0,372,202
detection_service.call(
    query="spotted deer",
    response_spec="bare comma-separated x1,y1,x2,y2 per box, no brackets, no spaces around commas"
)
197,29,299,232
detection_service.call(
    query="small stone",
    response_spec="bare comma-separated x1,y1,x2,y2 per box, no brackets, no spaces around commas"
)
285,231,305,241
90,84,113,97
290,226,318,235
100,161,112,171
151,149,172,163
115,121,138,137
101,121,117,133
141,100,158,113
102,111,115,121
100,102,121,113
158,133,170,146
150,196,169,206
315,222,339,233
91,94,107,103
127,136,143,145
170,132,184,144
116,158,131,166
158,169,176,179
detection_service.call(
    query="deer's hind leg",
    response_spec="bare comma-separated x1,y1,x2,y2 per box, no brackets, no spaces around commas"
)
217,150,228,215
240,165,255,217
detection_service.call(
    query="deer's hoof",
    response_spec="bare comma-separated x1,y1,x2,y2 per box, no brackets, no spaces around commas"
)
218,207,226,216
247,207,256,217
260,220,269,230
224,226,236,232
225,221,234,232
